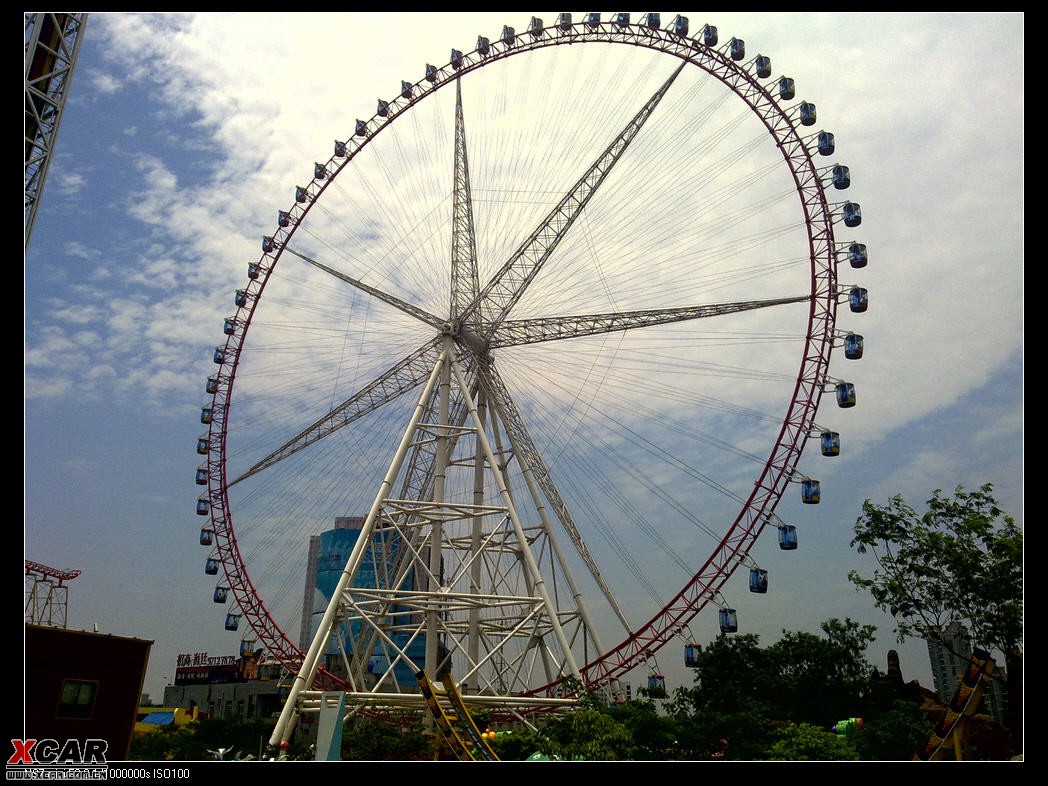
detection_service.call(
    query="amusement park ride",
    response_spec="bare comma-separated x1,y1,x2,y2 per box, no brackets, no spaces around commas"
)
25,560,81,629
187,12,871,758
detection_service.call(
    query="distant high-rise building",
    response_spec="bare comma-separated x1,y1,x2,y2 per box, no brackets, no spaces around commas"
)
299,516,363,650
299,515,425,687
927,621,1007,724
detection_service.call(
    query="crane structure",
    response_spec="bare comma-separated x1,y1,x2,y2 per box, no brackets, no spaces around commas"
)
25,560,82,628
24,12,88,249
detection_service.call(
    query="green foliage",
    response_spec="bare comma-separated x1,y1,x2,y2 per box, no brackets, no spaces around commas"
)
537,707,635,760
849,483,1022,657
488,727,551,761
766,722,860,761
766,618,879,723
666,618,930,760
339,716,433,760
851,699,930,761
675,619,877,727
129,717,301,761
849,483,1023,744
606,700,677,759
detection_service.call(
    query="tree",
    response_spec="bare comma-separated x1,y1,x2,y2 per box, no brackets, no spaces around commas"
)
129,717,307,761
541,707,636,760
765,721,859,761
848,483,1022,750
665,619,927,760
766,618,879,724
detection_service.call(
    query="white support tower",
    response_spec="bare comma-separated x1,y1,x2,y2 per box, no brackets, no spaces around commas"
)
271,337,591,747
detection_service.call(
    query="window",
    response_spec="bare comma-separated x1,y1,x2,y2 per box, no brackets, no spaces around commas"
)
57,680,97,719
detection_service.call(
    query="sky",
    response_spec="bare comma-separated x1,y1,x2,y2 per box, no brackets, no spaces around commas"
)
24,11,1023,708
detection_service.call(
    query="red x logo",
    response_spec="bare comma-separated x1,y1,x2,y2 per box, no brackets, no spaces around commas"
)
8,739,36,764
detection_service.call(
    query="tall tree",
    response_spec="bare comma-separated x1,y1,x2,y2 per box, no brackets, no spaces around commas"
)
666,619,924,760
848,483,1022,749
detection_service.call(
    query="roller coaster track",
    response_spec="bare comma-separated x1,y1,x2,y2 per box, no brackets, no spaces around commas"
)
416,671,499,761
914,647,997,761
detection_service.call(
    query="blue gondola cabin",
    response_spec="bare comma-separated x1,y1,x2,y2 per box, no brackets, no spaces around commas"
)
205,558,219,575
820,430,841,457
778,524,798,550
729,38,745,61
778,76,795,100
846,242,868,268
818,131,835,156
703,25,718,47
196,466,208,485
197,437,210,454
224,614,240,631
684,643,702,667
849,287,869,313
719,607,738,633
213,586,229,604
801,479,821,504
799,102,816,126
647,674,666,696
749,568,769,594
754,55,771,79
836,382,857,408
334,140,347,157
844,333,864,360
199,528,214,546
672,15,688,37
832,164,851,190
196,498,209,516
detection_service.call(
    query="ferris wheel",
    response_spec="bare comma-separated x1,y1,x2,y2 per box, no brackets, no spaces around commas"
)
195,12,867,724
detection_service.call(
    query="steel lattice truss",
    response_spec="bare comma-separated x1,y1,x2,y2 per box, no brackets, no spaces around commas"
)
24,12,87,248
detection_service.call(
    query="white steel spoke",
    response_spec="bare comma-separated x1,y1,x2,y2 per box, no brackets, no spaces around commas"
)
231,336,442,484
284,245,444,330
450,79,481,321
462,62,686,332
490,295,811,348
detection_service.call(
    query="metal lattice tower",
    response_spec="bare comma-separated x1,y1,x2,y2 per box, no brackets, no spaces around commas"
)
24,12,88,249
25,560,81,628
